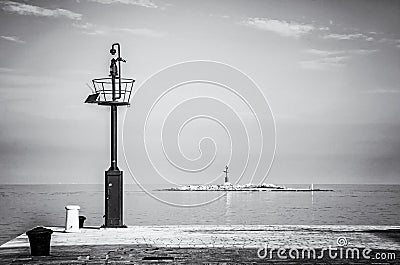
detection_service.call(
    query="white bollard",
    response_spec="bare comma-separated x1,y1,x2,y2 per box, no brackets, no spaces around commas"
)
64,205,80,233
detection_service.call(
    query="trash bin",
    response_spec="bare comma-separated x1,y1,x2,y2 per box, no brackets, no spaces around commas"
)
26,227,53,256
79,216,86,228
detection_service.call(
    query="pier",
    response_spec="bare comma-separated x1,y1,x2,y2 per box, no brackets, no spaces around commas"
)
1,225,399,264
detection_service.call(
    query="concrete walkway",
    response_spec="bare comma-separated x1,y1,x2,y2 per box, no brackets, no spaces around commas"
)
1,225,399,264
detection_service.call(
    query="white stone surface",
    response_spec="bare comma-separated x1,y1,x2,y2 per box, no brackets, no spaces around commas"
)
1,225,399,250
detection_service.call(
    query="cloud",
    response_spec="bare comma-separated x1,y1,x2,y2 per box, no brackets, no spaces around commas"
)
395,39,400,48
209,14,230,19
72,22,165,37
0,67,14,73
365,89,400,94
301,48,378,70
305,49,343,56
1,1,82,20
72,22,106,35
299,56,348,70
349,49,378,55
378,38,400,48
305,48,378,56
323,33,373,41
88,0,158,8
72,22,94,30
242,17,315,38
1,35,25,44
116,28,166,38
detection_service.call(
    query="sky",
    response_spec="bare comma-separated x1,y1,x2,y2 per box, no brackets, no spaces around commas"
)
0,0,399,184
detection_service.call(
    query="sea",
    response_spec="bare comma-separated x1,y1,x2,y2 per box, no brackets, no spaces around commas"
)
0,184,399,245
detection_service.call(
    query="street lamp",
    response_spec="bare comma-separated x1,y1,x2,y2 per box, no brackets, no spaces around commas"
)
85,43,135,228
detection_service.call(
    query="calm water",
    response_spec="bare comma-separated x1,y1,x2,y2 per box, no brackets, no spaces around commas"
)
0,184,399,244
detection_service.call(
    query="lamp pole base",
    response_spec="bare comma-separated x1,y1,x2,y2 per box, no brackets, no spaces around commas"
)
104,169,126,228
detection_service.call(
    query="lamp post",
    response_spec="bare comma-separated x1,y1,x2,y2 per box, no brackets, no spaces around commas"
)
108,43,127,171
85,43,134,228
223,165,229,184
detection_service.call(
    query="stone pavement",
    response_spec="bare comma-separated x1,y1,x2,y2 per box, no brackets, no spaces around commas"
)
1,225,399,264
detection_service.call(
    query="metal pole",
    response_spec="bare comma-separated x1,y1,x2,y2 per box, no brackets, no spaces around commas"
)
111,67,116,101
110,104,118,171
109,55,118,171
105,104,124,227
111,43,124,99
116,44,122,99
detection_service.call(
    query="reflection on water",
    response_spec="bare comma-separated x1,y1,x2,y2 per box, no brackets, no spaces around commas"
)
0,184,399,244
225,192,231,225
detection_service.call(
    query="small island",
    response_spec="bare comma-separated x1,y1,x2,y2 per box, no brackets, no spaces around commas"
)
160,166,333,192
